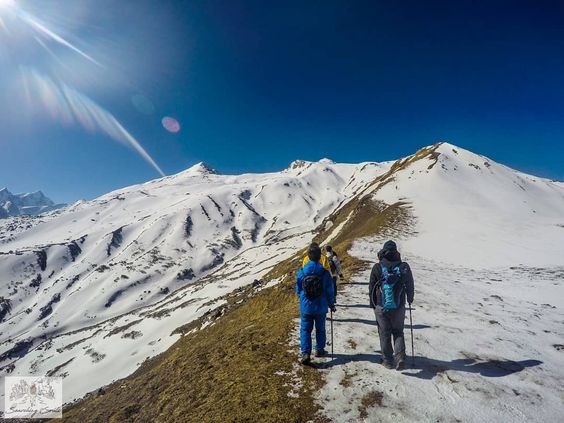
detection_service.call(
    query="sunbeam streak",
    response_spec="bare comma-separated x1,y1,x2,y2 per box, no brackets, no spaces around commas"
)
19,11,104,67
21,69,165,177
1,1,167,177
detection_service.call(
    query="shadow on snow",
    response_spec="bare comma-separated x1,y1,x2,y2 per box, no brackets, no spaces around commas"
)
403,356,542,379
330,318,377,326
336,303,371,309
318,353,542,377
410,324,432,329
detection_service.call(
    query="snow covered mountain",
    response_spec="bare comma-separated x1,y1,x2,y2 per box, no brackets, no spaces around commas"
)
370,144,564,266
0,188,65,218
0,157,390,401
1,142,563,421
315,144,564,422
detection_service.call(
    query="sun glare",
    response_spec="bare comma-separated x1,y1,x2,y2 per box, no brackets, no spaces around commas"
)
1,0,166,176
0,0,15,10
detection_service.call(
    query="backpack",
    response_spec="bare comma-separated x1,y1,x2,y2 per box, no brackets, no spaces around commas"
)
303,274,323,299
379,264,405,310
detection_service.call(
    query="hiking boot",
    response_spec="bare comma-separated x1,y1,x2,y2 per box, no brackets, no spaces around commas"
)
395,360,405,371
315,349,327,357
300,353,311,364
382,361,393,369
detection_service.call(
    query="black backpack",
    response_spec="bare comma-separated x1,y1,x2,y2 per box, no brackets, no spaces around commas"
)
303,274,323,299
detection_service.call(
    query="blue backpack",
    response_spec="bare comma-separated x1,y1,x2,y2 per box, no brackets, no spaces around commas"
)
380,264,405,310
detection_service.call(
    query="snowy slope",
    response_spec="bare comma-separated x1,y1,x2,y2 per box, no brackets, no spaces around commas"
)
0,158,390,403
369,143,564,267
305,143,564,422
315,253,564,422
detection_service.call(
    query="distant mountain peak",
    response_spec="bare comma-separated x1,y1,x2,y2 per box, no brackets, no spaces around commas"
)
0,187,13,198
0,188,64,218
287,158,335,171
187,162,218,175
288,160,310,170
433,141,480,156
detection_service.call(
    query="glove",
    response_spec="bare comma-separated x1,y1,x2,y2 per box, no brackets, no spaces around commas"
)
330,304,337,313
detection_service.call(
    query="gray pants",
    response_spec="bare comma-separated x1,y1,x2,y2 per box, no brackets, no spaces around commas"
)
374,306,406,364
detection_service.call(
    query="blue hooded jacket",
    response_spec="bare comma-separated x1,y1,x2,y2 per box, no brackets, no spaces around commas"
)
296,260,335,315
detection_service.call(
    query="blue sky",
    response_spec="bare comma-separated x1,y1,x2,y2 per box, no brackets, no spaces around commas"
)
1,0,564,203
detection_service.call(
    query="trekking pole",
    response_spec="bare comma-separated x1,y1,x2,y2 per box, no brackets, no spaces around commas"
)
330,309,334,358
409,304,414,367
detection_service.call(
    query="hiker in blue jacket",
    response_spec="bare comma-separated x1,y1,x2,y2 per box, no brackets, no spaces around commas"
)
296,243,335,364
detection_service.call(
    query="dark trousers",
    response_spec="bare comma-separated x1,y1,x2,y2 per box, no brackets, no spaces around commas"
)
374,306,406,364
332,276,338,301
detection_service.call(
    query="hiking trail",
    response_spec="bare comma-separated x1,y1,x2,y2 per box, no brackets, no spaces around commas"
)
294,241,564,422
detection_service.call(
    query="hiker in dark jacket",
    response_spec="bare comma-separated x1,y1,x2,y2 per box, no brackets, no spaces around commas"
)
324,245,344,303
296,243,335,364
369,240,414,370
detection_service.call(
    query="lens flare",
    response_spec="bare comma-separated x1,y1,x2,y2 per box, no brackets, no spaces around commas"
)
21,68,165,177
162,116,180,133
0,1,102,67
0,0,16,11
131,94,155,115
0,0,167,177
19,11,103,67
0,0,16,33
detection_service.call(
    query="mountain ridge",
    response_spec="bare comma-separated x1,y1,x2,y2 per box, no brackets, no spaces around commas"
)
0,142,563,420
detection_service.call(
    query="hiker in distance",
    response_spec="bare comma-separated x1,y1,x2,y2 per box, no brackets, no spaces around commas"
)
296,243,336,364
324,245,344,304
369,240,415,370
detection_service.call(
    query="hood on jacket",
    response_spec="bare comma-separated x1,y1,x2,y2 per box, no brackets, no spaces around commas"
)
378,240,400,262
379,250,402,266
